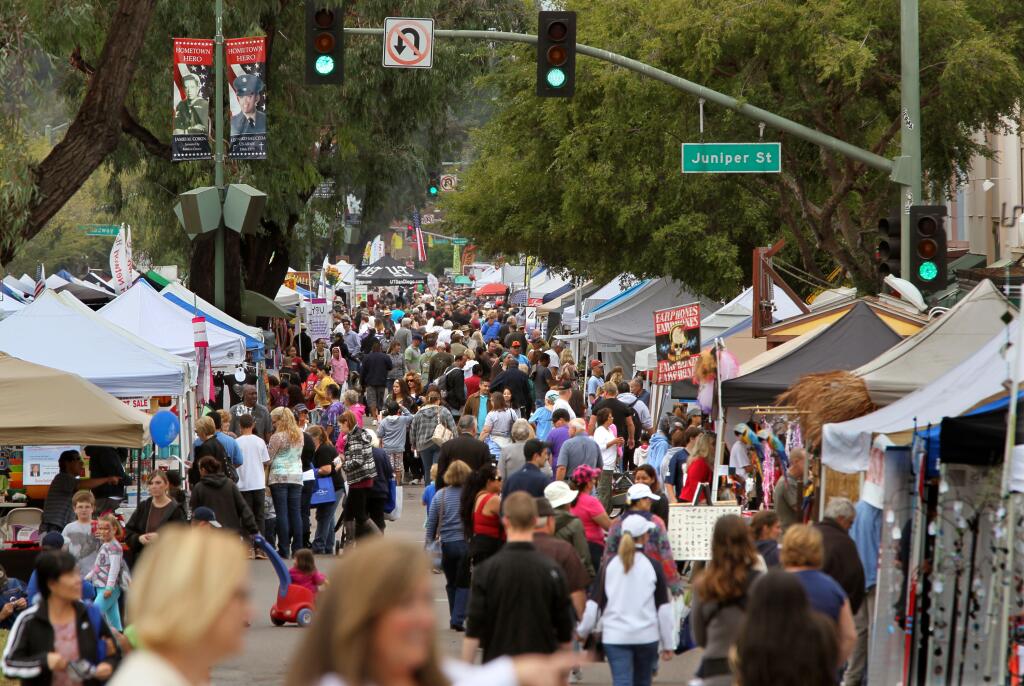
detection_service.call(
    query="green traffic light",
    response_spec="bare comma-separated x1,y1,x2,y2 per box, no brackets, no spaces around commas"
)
546,67,566,88
918,260,938,282
429,186,439,196
314,55,335,75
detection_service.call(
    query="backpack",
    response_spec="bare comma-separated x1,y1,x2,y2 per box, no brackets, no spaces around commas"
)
624,397,643,438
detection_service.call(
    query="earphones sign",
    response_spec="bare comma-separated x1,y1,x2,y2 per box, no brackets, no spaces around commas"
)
654,303,701,383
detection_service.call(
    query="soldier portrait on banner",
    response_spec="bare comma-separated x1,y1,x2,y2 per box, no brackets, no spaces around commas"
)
226,36,268,160
171,38,214,161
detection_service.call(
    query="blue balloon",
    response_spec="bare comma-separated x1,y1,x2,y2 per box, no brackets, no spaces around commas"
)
150,410,180,448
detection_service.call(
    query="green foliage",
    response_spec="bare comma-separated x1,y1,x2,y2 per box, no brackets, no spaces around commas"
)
446,0,1024,296
425,242,454,276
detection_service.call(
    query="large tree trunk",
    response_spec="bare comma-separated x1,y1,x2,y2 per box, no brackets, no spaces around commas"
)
241,218,294,299
0,0,157,265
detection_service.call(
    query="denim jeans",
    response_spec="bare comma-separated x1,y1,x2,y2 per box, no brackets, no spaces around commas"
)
270,483,302,558
441,539,469,627
312,489,344,553
419,444,440,482
603,642,659,686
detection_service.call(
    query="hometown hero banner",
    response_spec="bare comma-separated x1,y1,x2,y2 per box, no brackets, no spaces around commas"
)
172,38,214,161
654,303,701,383
226,36,268,160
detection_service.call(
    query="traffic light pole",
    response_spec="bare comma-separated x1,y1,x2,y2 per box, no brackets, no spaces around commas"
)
213,0,226,312
898,0,923,281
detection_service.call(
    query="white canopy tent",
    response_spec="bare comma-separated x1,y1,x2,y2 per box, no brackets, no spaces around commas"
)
99,281,247,369
275,285,302,308
851,279,1011,405
3,276,30,298
0,295,24,320
0,289,194,397
822,320,1017,474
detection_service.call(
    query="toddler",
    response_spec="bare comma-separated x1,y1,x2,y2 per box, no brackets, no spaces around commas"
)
288,549,326,596
85,514,128,631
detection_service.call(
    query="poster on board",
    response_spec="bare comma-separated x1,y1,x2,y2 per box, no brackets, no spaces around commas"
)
24,445,79,486
654,302,701,384
305,298,331,342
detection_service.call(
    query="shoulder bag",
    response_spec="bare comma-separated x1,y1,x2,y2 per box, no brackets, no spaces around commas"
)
431,407,454,446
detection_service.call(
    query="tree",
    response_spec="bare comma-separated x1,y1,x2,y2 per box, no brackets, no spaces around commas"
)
445,0,1024,297
1,0,527,315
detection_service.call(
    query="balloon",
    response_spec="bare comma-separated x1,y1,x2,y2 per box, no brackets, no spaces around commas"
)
150,410,180,448
717,350,741,382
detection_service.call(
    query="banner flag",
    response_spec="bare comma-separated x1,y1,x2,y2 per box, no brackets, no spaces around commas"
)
33,264,46,299
453,244,461,273
109,226,135,294
193,316,215,405
226,37,267,160
654,303,702,383
172,38,214,161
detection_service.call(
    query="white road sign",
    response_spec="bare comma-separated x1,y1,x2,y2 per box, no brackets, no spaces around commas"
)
439,174,458,192
383,17,434,69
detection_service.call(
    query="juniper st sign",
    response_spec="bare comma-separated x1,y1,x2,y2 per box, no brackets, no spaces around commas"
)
681,142,782,174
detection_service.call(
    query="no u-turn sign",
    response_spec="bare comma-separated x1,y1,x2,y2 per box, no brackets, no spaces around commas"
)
383,17,435,69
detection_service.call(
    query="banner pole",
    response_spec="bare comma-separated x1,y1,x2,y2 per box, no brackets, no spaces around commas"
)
213,0,226,312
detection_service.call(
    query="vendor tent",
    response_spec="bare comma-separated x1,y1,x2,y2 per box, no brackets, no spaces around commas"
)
0,353,151,447
822,320,1017,473
721,301,902,406
0,290,192,397
44,274,114,305
356,255,428,286
0,295,24,320
852,279,1011,405
160,282,264,357
476,282,508,296
275,285,301,309
585,278,718,372
100,281,246,369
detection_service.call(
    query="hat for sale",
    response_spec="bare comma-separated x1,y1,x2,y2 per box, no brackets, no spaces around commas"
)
627,483,661,502
621,514,657,538
589,359,603,369
192,506,222,528
544,480,579,509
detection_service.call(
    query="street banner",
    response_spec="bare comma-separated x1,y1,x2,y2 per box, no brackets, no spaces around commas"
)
226,36,267,160
427,273,439,294
412,209,427,262
362,242,372,266
370,235,385,263
305,298,331,342
193,316,214,406
452,244,461,273
172,38,213,161
654,302,701,383
462,244,476,269
109,225,135,294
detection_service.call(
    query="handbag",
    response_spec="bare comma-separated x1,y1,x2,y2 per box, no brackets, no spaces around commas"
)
431,408,454,446
426,489,445,571
310,475,337,505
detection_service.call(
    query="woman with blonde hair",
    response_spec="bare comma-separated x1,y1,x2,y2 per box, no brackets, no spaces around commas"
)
268,406,304,559
287,537,578,686
690,515,761,686
109,526,250,685
577,515,674,686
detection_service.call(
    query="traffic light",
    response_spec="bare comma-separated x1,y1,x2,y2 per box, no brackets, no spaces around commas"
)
305,3,344,85
908,205,948,294
427,172,440,198
876,215,901,280
536,11,576,97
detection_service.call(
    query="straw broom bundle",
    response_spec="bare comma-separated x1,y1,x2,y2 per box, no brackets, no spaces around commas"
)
776,370,874,451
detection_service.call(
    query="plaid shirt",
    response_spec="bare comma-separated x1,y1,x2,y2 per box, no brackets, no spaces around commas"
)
410,404,456,452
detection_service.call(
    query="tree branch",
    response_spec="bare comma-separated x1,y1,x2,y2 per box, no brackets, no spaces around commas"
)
120,109,171,160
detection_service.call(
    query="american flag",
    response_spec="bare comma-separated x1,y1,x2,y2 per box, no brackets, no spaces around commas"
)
412,209,426,262
33,265,46,299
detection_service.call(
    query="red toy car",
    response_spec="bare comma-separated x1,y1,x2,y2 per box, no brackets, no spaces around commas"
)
254,535,315,627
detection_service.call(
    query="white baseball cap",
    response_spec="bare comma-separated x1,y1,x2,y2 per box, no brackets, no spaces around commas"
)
627,483,661,502
621,514,657,538
544,480,578,509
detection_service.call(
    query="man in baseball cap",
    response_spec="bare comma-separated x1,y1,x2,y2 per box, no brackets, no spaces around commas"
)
586,359,605,405
191,506,222,528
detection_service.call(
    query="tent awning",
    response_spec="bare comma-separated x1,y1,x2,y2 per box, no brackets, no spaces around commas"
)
160,282,264,356
476,282,507,296
243,289,291,321
356,255,428,285
0,353,150,447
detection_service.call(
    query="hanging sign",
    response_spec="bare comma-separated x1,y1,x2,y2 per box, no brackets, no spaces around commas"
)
654,302,701,383
172,38,213,161
305,298,331,342
109,225,135,294
382,17,435,69
226,37,268,160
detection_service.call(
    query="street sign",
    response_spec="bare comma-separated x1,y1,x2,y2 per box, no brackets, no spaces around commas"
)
452,237,469,245
681,142,781,174
439,174,458,192
81,225,120,236
382,17,434,69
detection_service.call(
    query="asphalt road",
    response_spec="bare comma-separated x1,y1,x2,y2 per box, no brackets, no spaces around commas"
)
213,484,701,685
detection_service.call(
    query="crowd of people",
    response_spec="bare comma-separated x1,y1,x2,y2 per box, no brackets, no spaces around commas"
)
0,286,882,686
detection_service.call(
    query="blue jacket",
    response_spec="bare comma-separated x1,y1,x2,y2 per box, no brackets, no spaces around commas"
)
646,432,669,478
482,320,501,342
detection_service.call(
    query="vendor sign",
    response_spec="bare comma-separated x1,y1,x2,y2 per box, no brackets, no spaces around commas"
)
305,298,331,342
654,302,701,383
24,445,78,486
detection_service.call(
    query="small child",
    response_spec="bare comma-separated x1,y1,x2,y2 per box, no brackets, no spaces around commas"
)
288,549,326,596
85,514,128,631
62,490,100,576
421,464,439,508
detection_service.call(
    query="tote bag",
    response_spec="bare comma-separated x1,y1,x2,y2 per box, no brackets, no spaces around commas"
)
310,475,337,505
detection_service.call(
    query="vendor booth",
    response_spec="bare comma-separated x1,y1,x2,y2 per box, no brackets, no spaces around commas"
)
160,282,265,361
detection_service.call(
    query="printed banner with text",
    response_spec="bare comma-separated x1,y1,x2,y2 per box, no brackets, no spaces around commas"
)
172,38,214,161
226,37,268,159
654,303,701,383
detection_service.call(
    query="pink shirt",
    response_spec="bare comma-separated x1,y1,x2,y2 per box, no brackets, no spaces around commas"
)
330,354,349,386
571,492,607,546
289,567,326,595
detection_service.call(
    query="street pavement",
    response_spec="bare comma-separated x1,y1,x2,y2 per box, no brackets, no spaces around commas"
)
213,484,702,685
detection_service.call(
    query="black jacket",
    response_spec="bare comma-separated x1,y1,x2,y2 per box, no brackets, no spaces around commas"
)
491,368,532,411
816,518,866,613
188,437,230,488
370,448,394,501
189,474,257,534
439,366,466,413
435,435,492,490
360,351,393,387
124,497,187,556
2,599,120,686
314,443,345,492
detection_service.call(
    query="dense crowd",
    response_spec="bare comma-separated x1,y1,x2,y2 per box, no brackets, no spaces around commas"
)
0,285,880,686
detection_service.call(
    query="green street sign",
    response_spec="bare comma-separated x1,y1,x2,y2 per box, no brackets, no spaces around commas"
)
80,225,120,236
452,237,469,245
681,142,781,174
